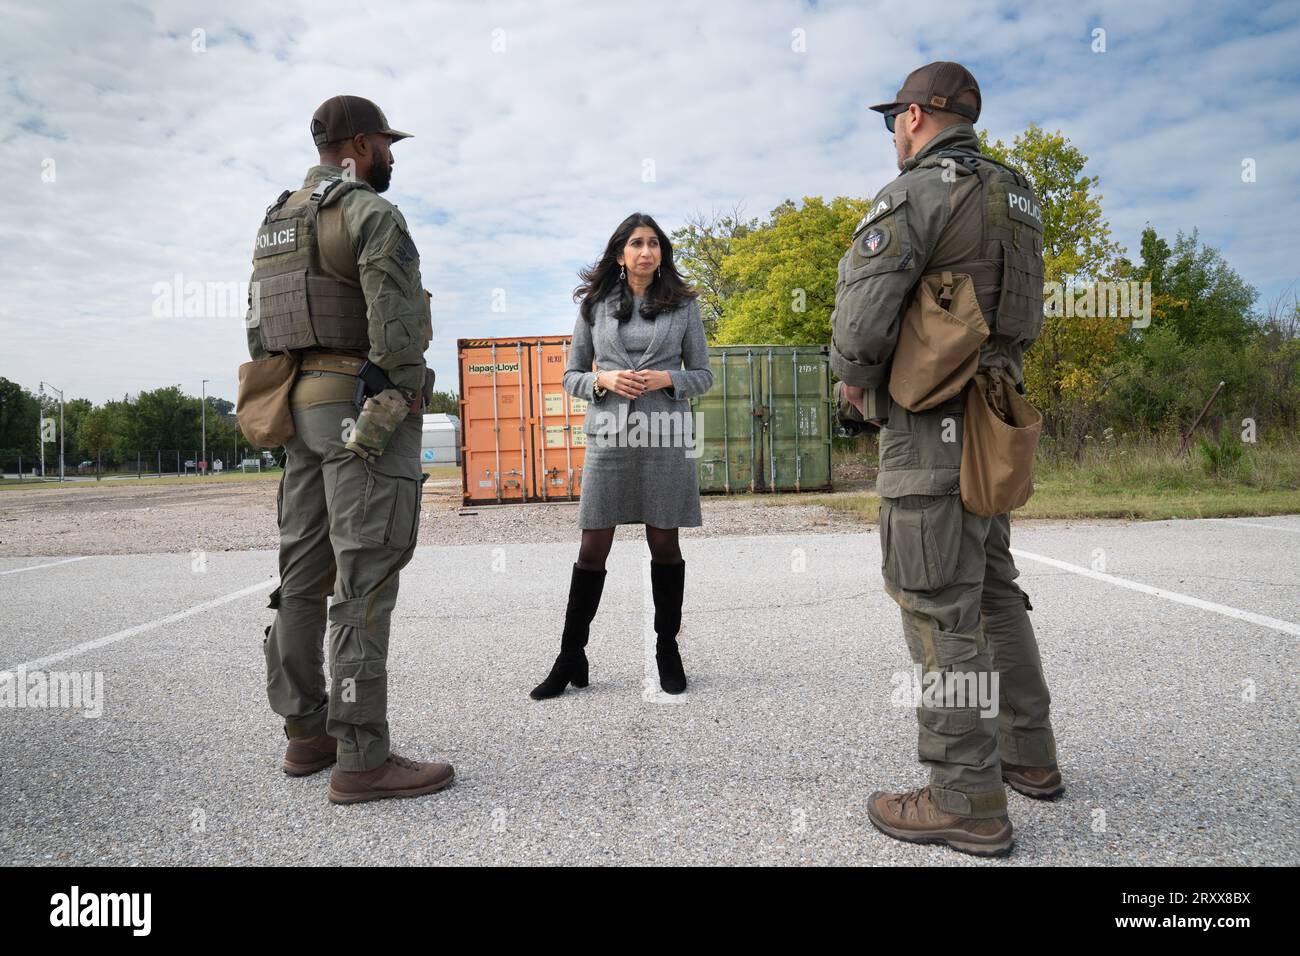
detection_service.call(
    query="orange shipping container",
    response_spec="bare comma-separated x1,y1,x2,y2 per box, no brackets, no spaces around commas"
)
458,336,590,505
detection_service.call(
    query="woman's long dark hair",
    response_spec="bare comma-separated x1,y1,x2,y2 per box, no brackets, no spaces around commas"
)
573,212,698,324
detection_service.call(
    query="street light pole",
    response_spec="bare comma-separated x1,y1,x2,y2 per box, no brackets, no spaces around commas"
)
41,381,65,482
37,383,45,478
201,379,210,476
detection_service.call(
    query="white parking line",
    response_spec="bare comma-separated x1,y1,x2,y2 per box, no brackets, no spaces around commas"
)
3,577,279,672
1210,519,1300,534
1010,548,1300,637
0,557,90,576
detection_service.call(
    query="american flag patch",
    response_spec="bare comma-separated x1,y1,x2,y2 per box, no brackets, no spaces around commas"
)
861,227,887,255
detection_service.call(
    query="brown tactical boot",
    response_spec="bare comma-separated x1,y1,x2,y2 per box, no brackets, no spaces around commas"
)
327,753,455,805
867,786,1014,857
282,733,338,777
1002,762,1065,799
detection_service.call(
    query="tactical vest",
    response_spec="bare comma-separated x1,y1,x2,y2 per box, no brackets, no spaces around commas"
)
250,178,371,353
913,148,1045,382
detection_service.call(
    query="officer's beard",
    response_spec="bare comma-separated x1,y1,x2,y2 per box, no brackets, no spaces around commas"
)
894,125,911,171
367,154,393,193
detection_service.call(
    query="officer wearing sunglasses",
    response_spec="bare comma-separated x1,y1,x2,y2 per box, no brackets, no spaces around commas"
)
828,61,1060,858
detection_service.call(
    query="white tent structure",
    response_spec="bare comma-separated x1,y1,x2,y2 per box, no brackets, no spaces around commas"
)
422,413,462,466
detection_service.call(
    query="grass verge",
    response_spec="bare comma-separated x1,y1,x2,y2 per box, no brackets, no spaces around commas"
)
764,435,1300,522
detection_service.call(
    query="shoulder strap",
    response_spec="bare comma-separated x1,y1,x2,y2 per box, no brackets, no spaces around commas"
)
261,189,292,224
930,147,1032,189
313,177,372,209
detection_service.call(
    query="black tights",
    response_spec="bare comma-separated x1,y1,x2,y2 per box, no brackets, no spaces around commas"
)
576,526,682,570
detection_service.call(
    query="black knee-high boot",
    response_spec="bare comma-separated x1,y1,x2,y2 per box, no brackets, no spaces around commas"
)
530,563,607,700
651,560,687,694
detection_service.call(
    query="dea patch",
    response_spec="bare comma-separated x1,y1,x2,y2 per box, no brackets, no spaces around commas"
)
853,194,893,235
253,222,298,259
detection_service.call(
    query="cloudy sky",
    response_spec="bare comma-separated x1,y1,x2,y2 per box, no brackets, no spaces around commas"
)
1,0,1296,406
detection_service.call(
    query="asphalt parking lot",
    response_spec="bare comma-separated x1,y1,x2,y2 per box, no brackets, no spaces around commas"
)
1,516,1297,866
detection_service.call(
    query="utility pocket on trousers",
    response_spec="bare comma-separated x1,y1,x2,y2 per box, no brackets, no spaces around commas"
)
880,495,963,592
359,465,421,548
877,425,917,470
917,706,979,762
331,657,388,725
409,472,428,548
914,407,965,473
930,629,979,668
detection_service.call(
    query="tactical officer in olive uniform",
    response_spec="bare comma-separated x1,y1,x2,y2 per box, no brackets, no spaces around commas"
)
246,95,453,804
830,63,1061,856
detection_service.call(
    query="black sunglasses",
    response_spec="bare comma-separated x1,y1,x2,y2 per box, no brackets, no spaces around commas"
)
884,103,933,133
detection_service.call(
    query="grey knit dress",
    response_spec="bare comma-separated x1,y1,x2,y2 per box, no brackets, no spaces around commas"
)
576,294,705,530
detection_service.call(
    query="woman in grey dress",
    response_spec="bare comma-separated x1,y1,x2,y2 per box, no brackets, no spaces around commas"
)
530,212,714,700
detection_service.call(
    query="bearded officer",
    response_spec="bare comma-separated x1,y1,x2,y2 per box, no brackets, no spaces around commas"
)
246,94,451,804
830,62,1062,856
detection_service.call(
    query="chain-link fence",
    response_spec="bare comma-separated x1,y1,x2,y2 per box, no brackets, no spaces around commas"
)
0,448,282,481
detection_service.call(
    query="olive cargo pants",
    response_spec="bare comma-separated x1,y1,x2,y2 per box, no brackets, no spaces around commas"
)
878,401,1056,818
263,384,426,771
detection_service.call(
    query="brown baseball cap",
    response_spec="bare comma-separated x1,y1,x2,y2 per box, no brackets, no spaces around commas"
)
311,95,412,147
869,61,981,123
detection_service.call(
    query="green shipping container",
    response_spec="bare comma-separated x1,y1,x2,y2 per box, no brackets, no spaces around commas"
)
691,344,833,494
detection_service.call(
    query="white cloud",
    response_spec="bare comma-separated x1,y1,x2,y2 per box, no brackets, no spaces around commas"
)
0,0,1296,405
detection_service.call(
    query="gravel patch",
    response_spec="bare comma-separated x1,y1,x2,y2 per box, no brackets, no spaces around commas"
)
0,476,872,557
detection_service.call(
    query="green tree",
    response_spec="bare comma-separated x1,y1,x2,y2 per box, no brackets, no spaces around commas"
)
80,406,120,469
60,397,93,461
713,196,870,346
1145,227,1256,347
1103,229,1272,433
197,394,240,466
425,390,460,416
670,205,760,338
126,386,201,452
0,378,40,461
100,399,134,462
1254,299,1300,431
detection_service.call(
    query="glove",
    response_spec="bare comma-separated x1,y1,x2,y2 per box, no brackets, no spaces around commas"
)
345,387,415,461
834,381,892,436
835,381,869,437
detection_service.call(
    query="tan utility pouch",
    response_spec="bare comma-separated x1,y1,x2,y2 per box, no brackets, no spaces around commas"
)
889,271,990,413
960,369,1042,517
236,352,301,447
